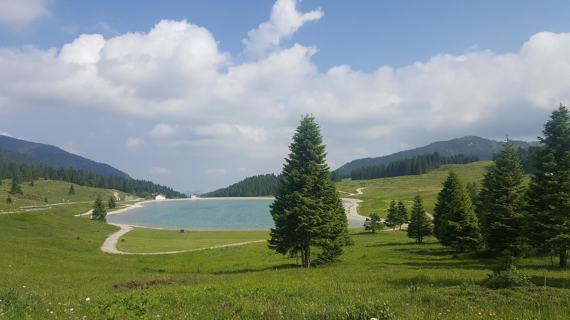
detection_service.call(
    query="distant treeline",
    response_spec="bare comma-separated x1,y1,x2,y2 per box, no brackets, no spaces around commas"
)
205,174,280,197
336,153,479,181
0,160,186,199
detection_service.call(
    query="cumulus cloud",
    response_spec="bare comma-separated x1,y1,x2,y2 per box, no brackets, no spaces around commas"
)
0,2,569,170
243,0,323,57
150,123,178,138
0,0,50,29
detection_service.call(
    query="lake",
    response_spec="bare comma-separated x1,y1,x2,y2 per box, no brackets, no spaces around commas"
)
107,198,363,230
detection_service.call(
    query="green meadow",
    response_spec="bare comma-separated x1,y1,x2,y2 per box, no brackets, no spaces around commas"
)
118,229,269,253
0,179,131,212
335,161,492,217
1,199,569,319
0,164,568,319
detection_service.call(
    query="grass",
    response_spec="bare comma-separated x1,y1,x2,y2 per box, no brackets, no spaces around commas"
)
118,228,269,253
335,161,492,216
0,179,133,212
0,199,568,319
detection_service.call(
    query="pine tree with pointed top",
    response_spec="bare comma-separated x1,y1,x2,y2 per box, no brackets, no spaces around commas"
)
91,196,107,222
10,177,22,195
526,105,570,268
364,212,383,233
434,172,482,252
385,200,398,230
269,115,350,268
108,196,117,209
69,184,75,195
408,195,432,243
478,139,527,258
396,200,408,230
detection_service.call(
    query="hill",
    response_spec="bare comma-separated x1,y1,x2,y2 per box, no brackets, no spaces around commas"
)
204,174,279,197
0,135,130,178
336,161,493,216
0,191,567,319
0,178,135,212
334,136,536,178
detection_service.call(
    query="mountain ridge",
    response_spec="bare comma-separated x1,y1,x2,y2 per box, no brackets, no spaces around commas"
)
333,136,538,178
0,135,130,178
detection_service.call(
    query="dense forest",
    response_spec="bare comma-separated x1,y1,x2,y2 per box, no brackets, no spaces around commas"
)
204,174,280,197
0,160,186,199
341,153,479,181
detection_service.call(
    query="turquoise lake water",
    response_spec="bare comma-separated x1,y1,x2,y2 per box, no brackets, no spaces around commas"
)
107,198,363,230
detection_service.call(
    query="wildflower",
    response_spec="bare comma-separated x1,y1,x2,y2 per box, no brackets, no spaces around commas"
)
85,297,90,302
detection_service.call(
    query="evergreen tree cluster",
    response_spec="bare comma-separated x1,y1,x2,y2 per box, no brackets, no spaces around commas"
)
432,105,570,268
384,200,408,230
205,174,280,197
0,162,185,199
91,196,107,222
347,153,479,180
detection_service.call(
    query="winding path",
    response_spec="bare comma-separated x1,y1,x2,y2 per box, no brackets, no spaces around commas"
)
100,222,265,255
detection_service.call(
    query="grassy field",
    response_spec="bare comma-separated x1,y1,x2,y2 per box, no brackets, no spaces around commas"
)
118,229,269,253
0,199,568,319
335,161,492,217
0,179,133,212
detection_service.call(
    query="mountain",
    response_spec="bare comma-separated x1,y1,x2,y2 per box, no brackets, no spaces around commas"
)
333,136,537,178
0,135,130,178
204,174,280,197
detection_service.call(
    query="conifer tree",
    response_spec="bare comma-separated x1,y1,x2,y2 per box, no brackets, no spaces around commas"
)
478,140,527,258
69,184,75,195
364,212,383,233
407,195,432,243
10,177,22,195
433,172,482,252
29,179,34,187
526,105,570,268
385,200,398,230
269,115,350,268
396,200,408,230
91,196,107,222
108,196,117,209
6,195,12,205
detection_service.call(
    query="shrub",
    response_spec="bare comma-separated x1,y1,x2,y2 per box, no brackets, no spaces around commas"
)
483,265,534,289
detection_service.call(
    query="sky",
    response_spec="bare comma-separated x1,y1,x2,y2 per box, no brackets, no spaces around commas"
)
1,0,570,193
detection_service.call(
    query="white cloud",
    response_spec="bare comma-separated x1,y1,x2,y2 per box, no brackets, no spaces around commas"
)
0,0,50,29
206,168,226,176
150,123,178,138
126,137,144,148
150,167,171,176
0,2,570,170
243,0,323,57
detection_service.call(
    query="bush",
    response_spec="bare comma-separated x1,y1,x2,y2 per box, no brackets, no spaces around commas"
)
483,265,534,289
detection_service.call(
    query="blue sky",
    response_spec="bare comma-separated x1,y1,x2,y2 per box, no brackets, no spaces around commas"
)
1,0,570,193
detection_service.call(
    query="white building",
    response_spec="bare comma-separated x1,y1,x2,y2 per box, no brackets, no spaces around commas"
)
155,194,166,200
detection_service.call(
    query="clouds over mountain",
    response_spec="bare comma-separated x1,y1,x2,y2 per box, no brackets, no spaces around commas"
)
0,0,569,170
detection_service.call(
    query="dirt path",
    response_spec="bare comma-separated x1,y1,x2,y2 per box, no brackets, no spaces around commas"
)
100,222,265,255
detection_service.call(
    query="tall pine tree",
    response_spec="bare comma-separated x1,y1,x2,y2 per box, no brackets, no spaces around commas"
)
407,195,433,243
396,200,408,230
478,140,527,258
433,172,482,252
91,196,107,222
269,116,350,268
385,200,398,230
526,105,570,268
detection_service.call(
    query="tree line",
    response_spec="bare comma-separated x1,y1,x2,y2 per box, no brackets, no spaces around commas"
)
205,174,280,197
340,153,479,181
0,162,186,199
428,105,570,268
